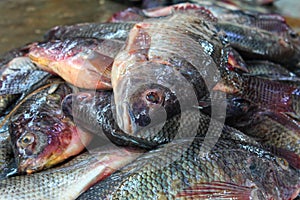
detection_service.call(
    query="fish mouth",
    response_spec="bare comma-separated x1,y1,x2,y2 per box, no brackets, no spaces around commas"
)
18,157,46,174
116,102,137,135
17,126,92,174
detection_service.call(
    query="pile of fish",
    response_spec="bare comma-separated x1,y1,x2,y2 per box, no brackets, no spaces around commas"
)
0,0,300,199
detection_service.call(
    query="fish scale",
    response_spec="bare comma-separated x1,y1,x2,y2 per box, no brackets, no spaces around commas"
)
78,136,300,200
0,118,13,179
0,147,143,200
44,22,135,41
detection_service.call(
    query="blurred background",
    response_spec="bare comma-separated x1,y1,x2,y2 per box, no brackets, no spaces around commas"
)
0,0,299,54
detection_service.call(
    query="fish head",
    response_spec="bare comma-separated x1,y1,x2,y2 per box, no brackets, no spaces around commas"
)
246,153,300,199
115,82,180,135
9,83,92,174
10,113,91,174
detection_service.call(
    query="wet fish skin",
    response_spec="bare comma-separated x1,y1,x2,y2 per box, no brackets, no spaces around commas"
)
78,136,300,200
0,117,13,179
29,38,124,89
111,12,226,134
0,56,51,116
44,22,135,41
9,80,91,174
245,60,297,79
226,106,300,167
62,90,261,150
215,22,300,67
0,146,144,200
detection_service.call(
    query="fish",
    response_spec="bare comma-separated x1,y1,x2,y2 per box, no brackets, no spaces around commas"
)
9,80,92,174
225,105,300,168
44,22,135,41
29,38,124,89
214,22,300,67
110,8,300,136
78,136,300,200
0,56,51,116
0,145,144,200
111,11,230,134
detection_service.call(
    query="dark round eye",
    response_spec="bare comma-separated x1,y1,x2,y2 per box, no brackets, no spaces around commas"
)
275,157,289,170
289,31,298,39
19,133,35,146
146,92,160,104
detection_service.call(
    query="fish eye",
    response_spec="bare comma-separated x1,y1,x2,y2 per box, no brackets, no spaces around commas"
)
146,91,161,104
275,157,289,170
19,133,35,147
289,31,298,39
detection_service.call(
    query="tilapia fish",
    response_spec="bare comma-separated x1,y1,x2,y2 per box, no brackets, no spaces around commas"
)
0,146,144,200
29,38,124,89
226,105,300,169
78,136,300,200
9,79,92,174
110,8,300,136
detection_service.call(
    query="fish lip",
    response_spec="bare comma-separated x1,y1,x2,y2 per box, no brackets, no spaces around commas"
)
18,157,44,174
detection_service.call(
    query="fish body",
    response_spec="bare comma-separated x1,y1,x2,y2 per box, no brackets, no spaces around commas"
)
226,106,300,167
0,56,51,116
0,146,143,200
245,60,297,79
29,38,124,89
9,80,92,174
79,136,300,200
0,117,13,179
44,22,134,41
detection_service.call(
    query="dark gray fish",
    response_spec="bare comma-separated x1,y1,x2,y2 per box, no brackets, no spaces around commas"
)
215,22,300,67
44,22,135,41
78,136,300,200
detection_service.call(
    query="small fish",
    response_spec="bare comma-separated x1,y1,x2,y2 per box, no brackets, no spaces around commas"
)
29,38,124,89
9,80,92,174
0,146,144,200
44,22,135,41
78,136,300,200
